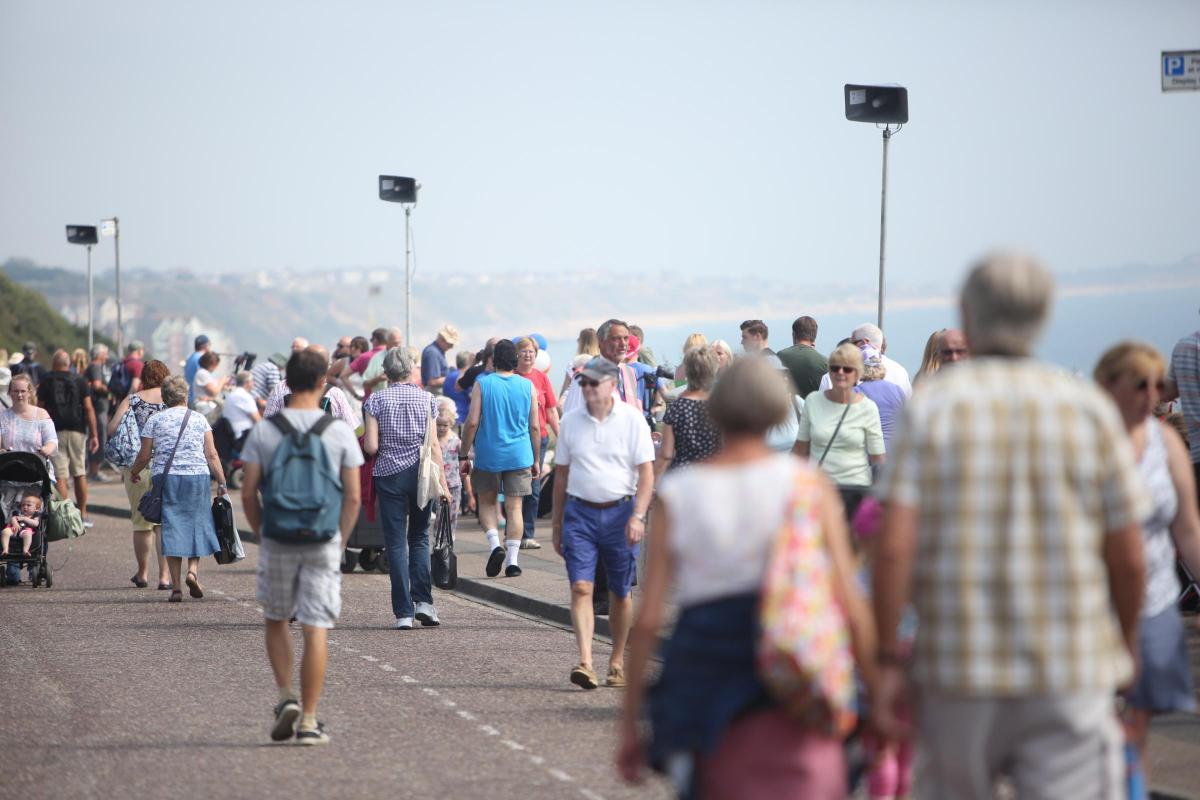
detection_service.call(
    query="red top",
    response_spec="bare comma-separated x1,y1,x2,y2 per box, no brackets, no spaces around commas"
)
126,357,144,378
350,346,384,375
519,368,557,438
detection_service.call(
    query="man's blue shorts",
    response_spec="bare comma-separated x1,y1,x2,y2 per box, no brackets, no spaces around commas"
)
561,497,638,599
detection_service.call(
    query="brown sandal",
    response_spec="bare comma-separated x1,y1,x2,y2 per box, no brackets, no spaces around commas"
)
185,572,203,599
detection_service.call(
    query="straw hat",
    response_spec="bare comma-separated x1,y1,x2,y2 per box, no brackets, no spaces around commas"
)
437,325,460,346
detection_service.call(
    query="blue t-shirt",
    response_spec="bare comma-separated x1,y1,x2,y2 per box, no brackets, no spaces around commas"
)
474,372,533,473
444,369,470,423
421,342,449,386
627,361,665,412
184,351,202,405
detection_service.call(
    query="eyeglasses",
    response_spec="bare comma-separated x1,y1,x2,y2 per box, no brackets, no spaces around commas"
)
578,378,601,388
829,365,856,374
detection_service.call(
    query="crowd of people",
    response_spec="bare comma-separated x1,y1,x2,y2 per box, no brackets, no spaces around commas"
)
3,250,1199,798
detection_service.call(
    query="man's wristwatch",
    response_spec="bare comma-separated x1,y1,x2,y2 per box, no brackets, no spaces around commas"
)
632,512,648,523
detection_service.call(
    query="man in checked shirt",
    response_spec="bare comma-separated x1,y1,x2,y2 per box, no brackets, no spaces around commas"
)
871,252,1148,799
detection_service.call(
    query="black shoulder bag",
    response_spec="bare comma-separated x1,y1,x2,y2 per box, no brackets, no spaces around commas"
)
138,410,192,524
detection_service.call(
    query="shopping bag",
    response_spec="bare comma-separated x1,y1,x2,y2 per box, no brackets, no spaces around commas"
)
431,499,457,590
44,487,84,542
212,495,244,564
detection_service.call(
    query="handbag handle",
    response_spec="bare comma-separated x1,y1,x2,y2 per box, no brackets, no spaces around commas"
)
817,401,852,467
161,409,193,477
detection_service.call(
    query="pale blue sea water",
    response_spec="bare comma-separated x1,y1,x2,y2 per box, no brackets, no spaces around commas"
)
543,287,1199,379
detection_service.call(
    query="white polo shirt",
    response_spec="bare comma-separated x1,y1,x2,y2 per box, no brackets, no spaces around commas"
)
556,399,655,503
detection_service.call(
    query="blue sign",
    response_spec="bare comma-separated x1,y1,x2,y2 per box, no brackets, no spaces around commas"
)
1164,55,1185,77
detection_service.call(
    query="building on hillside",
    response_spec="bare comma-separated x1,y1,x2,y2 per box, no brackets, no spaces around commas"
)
150,317,234,371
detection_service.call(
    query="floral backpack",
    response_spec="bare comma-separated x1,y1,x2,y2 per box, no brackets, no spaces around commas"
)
757,469,857,736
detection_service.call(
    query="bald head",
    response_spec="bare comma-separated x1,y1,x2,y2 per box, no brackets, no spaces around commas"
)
305,344,330,365
940,329,969,364
291,337,309,353
51,349,70,371
386,327,403,348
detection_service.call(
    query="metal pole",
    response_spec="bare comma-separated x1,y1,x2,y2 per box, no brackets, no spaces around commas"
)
113,217,122,354
404,204,413,347
86,244,94,350
877,127,891,332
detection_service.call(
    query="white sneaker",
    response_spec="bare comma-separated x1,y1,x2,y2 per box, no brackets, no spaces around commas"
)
415,602,440,627
82,519,95,529
393,617,414,630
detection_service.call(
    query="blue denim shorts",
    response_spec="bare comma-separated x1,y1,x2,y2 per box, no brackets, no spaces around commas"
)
561,497,638,598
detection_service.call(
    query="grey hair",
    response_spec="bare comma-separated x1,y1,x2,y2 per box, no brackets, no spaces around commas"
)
89,344,108,359
960,251,1054,357
235,370,253,388
597,318,629,341
683,345,719,391
382,347,413,383
160,375,189,408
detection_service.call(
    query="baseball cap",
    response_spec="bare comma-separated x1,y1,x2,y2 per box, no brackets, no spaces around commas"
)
578,356,619,383
194,334,210,348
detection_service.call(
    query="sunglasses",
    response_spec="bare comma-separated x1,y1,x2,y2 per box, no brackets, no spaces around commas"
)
940,348,968,357
578,378,601,388
829,365,856,374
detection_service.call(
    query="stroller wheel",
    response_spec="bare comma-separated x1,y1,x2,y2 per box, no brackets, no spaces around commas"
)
376,549,389,574
43,562,53,588
340,550,357,574
357,548,377,571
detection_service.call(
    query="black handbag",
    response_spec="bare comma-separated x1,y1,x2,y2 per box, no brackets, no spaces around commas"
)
138,410,192,524
431,499,457,590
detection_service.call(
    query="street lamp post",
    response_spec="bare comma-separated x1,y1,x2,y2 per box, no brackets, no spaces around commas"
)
378,175,420,346
101,217,122,352
66,225,100,349
844,84,909,332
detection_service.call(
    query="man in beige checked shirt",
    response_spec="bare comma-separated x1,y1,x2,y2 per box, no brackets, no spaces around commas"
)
871,252,1149,799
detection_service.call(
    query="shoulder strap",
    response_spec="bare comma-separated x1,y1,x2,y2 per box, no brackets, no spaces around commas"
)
162,410,193,476
269,414,295,436
310,414,335,438
817,401,852,467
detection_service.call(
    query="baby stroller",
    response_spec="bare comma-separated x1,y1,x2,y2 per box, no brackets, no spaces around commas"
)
0,451,55,588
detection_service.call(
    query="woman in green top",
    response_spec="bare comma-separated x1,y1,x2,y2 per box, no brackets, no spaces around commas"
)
795,343,885,518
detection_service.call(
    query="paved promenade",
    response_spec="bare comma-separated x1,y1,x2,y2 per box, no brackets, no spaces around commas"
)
2,481,1197,799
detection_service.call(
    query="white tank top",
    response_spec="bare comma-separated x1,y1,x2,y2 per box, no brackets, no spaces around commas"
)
1139,421,1180,618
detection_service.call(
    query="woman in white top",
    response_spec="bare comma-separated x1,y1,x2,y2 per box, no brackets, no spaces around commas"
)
1095,342,1200,779
191,351,226,417
796,343,885,519
0,374,58,480
618,356,875,800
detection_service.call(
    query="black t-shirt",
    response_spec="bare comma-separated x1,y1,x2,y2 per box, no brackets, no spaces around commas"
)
36,372,93,433
13,361,46,387
458,364,489,394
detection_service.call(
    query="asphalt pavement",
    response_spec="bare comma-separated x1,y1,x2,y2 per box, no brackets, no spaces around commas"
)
0,510,671,800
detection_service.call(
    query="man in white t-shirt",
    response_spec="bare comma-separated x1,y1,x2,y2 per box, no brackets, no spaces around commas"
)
221,371,261,442
552,356,655,691
241,349,363,746
817,322,913,397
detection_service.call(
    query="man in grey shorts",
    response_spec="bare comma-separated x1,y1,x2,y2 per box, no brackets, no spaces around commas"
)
460,339,540,578
241,349,363,745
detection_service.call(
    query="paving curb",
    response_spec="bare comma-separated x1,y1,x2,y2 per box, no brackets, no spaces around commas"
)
450,575,613,638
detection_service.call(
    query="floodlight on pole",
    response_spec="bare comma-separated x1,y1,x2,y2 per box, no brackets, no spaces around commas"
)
101,217,122,353
844,83,908,332
378,175,420,347
66,225,99,349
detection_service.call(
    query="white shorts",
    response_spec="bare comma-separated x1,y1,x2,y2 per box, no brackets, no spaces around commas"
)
255,534,342,628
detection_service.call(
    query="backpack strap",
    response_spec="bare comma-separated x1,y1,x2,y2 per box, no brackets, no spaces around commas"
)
309,414,336,438
269,415,296,436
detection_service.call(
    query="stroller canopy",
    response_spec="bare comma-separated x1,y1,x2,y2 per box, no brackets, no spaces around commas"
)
0,451,54,496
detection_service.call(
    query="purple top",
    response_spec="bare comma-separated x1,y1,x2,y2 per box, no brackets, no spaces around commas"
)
363,383,438,477
858,380,906,448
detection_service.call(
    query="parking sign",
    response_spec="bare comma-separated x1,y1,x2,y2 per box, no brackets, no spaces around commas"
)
1162,51,1200,91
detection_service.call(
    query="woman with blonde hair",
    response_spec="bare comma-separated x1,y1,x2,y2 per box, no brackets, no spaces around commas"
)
674,333,710,381
559,328,602,407
656,346,721,477
913,330,942,384
1095,341,1200,781
70,348,88,377
710,340,734,371
796,343,885,520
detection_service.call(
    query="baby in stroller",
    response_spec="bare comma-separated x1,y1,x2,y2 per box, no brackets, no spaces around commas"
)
2,490,43,557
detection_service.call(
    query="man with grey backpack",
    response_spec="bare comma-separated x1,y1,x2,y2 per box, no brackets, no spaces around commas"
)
241,349,363,745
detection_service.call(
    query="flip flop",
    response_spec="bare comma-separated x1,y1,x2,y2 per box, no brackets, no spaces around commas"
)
130,575,149,588
168,590,183,603
185,572,204,599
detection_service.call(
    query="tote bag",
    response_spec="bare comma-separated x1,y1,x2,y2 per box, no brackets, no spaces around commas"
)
757,469,857,736
415,397,442,509
103,407,141,468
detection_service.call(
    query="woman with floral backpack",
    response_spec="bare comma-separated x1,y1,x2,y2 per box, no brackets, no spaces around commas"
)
617,356,876,799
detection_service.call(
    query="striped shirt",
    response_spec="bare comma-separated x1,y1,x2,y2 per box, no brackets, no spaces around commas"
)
362,383,438,476
264,381,356,427
1168,329,1200,462
878,358,1148,695
250,361,281,404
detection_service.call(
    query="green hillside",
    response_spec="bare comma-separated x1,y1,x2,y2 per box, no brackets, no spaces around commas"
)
0,268,115,357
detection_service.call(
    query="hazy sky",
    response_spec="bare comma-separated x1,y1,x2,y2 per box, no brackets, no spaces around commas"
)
3,1,1198,285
